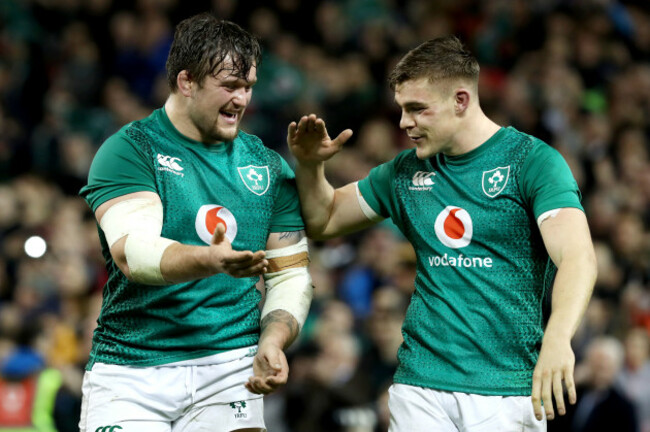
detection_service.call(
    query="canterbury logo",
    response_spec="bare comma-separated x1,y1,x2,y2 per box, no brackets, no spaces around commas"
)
410,171,435,189
95,426,122,432
412,171,435,186
157,154,183,171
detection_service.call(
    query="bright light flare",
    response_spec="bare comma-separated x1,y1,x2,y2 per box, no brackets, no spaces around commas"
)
24,235,47,258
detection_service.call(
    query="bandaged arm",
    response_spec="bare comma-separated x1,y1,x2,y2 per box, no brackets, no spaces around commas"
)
260,234,313,348
96,191,267,285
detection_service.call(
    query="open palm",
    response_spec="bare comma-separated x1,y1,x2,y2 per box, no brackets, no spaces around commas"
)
287,114,353,166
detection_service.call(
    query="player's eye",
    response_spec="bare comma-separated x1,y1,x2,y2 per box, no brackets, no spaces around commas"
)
406,106,424,114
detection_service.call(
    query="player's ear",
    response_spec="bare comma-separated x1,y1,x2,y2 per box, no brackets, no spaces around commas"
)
454,88,470,114
177,70,193,97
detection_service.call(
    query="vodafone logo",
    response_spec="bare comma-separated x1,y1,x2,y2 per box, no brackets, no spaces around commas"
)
195,205,238,244
434,206,473,248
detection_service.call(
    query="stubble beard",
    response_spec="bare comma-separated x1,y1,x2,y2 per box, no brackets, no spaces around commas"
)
213,123,239,142
193,110,240,143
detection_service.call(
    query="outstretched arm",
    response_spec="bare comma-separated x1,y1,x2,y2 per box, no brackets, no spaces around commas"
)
96,191,268,284
288,114,379,239
532,208,597,421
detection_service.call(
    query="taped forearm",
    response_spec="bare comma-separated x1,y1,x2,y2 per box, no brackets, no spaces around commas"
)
124,234,176,285
261,237,313,329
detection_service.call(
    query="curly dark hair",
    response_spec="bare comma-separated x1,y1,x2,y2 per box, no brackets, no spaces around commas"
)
388,35,479,91
165,13,262,91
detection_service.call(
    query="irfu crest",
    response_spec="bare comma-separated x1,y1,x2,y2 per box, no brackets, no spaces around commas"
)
230,401,248,418
237,165,270,196
482,166,510,198
230,401,247,413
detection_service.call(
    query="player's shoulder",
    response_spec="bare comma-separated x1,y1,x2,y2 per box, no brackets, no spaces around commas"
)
96,122,142,158
501,126,562,162
92,112,166,172
504,127,568,176
503,126,550,151
102,110,159,149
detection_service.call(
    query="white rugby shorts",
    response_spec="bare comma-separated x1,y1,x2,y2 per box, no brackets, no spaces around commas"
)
79,346,265,432
388,383,546,432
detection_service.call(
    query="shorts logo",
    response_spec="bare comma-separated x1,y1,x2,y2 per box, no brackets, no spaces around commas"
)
434,206,473,248
195,205,238,244
482,166,510,198
409,171,436,191
230,401,248,419
95,426,122,432
237,165,270,196
157,154,184,177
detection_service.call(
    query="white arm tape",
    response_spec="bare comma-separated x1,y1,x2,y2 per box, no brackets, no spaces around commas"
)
99,198,177,285
99,198,165,247
355,182,385,222
536,208,562,228
124,234,176,285
265,236,308,259
261,238,313,329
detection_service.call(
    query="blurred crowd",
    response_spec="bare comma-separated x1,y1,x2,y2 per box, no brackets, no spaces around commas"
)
1,0,649,431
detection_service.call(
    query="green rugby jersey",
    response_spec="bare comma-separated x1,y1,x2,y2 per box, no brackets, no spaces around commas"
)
80,108,304,369
357,127,582,395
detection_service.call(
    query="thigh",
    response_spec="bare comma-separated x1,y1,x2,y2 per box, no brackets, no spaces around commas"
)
455,393,546,432
193,352,261,406
388,384,458,432
79,363,185,432
171,398,265,432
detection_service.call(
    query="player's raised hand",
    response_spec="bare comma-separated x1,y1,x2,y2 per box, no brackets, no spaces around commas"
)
209,223,268,277
531,334,577,422
287,114,353,166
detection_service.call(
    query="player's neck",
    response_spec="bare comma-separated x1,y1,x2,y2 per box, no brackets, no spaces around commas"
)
449,111,500,156
164,95,202,143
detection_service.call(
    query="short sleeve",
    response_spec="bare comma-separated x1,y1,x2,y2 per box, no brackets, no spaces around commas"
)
519,143,583,219
269,156,305,232
357,159,396,219
79,130,157,211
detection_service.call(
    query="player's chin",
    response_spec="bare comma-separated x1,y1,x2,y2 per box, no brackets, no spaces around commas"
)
215,125,239,142
414,146,434,160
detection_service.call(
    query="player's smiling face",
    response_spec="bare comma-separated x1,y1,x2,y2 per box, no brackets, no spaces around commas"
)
188,57,257,144
394,77,460,159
